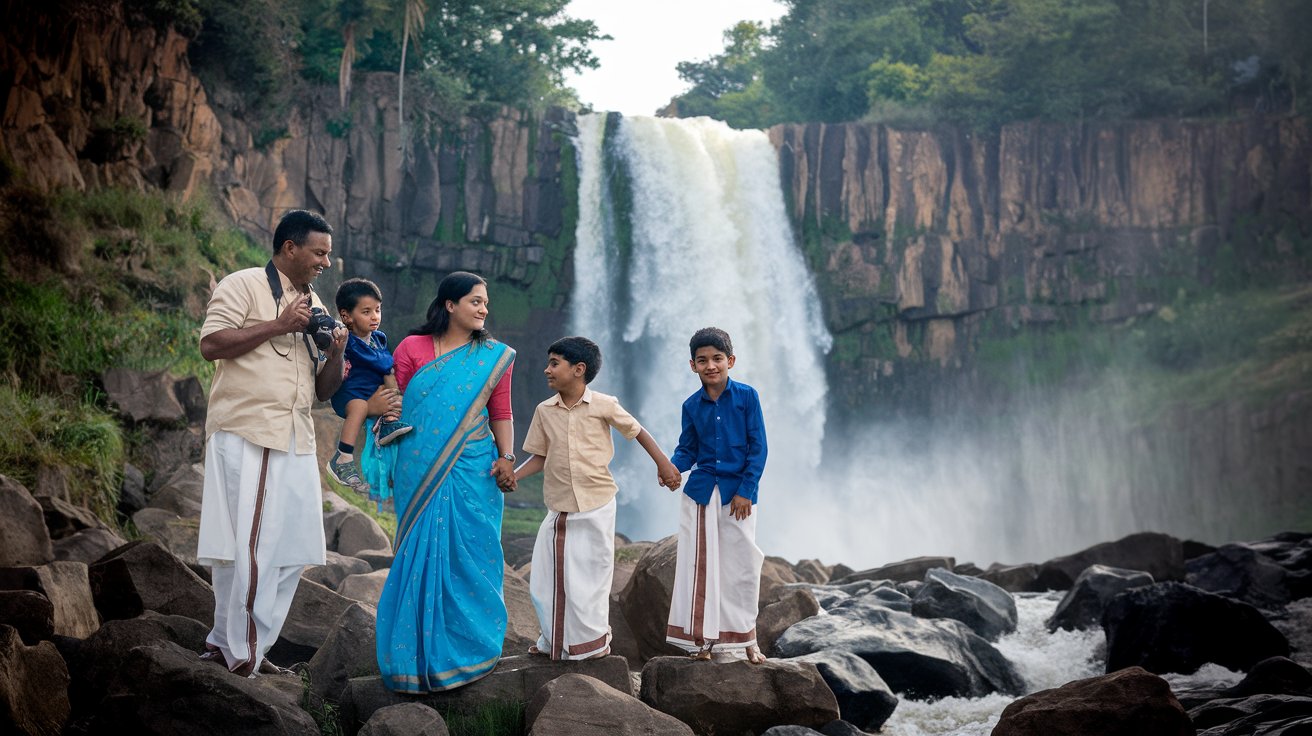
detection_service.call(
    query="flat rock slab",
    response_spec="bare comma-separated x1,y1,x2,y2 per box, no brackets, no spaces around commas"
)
341,654,631,730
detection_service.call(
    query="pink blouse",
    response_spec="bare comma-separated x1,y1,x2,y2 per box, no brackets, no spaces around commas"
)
392,334,513,420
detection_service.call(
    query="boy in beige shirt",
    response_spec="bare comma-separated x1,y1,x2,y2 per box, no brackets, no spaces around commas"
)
514,336,681,659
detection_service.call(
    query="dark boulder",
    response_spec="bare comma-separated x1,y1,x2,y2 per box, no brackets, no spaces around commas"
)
1103,582,1289,674
0,590,54,644
1032,532,1184,591
357,702,448,736
832,556,955,586
0,624,70,736
1187,543,1296,609
528,673,693,736
1190,693,1312,734
911,567,1017,641
87,540,212,626
1047,564,1154,632
991,666,1192,736
758,587,820,656
60,612,207,719
639,656,839,736
774,596,1025,699
789,649,898,732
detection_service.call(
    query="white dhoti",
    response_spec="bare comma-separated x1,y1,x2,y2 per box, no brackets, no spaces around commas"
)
666,486,764,653
529,498,615,660
197,429,326,675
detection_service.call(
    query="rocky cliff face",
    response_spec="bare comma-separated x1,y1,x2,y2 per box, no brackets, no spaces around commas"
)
1,2,575,427
770,119,1311,413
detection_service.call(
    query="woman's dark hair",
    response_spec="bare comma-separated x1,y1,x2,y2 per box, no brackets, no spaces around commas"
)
548,336,602,384
411,271,490,343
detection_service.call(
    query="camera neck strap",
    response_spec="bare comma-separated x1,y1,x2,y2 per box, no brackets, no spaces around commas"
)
265,260,320,364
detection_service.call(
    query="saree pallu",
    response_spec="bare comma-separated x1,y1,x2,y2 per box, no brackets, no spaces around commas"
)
374,339,515,693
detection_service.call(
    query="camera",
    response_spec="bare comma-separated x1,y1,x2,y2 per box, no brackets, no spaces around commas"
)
305,307,342,350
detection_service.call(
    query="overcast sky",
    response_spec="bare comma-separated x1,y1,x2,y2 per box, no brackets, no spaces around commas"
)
561,0,785,117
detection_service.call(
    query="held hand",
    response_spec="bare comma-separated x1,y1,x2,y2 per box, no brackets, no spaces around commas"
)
275,295,312,334
729,495,752,521
657,461,682,492
491,458,516,492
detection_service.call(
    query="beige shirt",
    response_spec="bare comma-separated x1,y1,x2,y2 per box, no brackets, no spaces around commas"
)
202,266,328,455
522,388,643,513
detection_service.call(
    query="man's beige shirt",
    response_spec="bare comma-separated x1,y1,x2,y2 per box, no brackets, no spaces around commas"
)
522,388,643,513
202,266,327,455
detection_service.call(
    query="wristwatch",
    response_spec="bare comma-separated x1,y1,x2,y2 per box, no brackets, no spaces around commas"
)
500,452,515,463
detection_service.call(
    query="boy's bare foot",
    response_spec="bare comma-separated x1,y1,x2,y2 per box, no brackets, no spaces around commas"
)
746,645,766,664
527,645,547,657
690,643,714,661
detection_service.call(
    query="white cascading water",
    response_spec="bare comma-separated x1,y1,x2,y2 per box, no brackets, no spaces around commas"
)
570,113,832,552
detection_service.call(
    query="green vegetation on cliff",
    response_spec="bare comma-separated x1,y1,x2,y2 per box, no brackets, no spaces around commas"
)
0,177,265,520
672,0,1312,128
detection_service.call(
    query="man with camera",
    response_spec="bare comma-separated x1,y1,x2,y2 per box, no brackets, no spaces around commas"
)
195,209,369,677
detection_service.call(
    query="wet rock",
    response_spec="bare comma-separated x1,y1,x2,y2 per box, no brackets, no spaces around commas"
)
992,666,1191,736
980,563,1040,593
832,556,955,585
774,596,1024,699
528,673,692,736
1190,693,1312,734
1187,543,1297,609
1032,532,1184,591
1103,582,1289,674
1047,564,1154,632
911,567,1017,641
639,656,839,736
1221,657,1312,699
789,649,898,732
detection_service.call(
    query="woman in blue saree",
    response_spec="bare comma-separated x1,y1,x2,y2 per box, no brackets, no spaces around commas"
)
372,271,517,693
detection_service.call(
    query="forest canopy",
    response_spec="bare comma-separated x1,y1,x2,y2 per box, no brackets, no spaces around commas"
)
157,0,605,117
667,0,1312,129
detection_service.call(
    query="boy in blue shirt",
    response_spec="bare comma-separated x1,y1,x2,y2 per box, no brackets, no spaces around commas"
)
325,278,411,494
666,327,768,664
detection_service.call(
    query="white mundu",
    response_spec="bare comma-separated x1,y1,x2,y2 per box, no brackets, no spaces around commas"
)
197,428,326,675
529,498,616,660
666,486,764,653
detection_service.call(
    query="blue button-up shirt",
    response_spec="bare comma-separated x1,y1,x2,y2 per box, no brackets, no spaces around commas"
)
670,378,767,506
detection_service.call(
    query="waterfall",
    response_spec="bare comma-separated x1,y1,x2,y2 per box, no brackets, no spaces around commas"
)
570,113,832,549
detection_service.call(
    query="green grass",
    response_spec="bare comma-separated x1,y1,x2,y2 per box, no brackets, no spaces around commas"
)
327,476,398,541
502,472,546,538
441,701,526,736
0,381,125,521
974,284,1312,416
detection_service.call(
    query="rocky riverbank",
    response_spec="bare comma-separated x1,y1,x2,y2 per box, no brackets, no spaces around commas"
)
1,369,1309,735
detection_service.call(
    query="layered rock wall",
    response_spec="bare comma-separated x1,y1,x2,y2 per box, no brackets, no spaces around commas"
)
770,118,1312,412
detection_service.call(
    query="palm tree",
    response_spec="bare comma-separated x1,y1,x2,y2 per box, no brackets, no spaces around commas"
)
339,21,356,108
398,0,428,135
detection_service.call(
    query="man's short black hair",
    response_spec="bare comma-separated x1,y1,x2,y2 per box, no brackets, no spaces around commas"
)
689,327,733,359
335,278,382,312
272,210,333,255
548,336,602,384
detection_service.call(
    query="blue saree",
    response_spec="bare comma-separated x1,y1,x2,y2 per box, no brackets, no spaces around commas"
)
374,339,515,693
